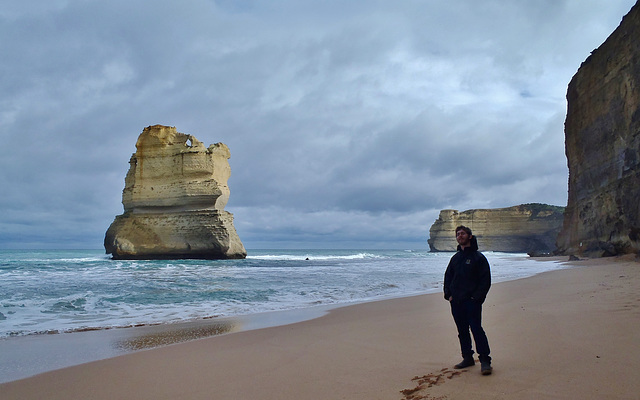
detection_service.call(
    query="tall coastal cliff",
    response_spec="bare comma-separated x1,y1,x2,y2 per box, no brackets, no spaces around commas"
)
428,204,564,253
104,125,246,260
556,3,640,257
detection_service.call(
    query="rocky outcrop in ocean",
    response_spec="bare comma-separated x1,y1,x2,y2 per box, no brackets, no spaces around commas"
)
104,125,246,259
428,204,564,254
556,2,640,257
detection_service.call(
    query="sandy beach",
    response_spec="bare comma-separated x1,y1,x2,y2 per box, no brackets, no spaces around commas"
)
2,256,639,399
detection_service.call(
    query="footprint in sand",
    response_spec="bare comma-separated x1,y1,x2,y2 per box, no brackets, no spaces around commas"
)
400,367,466,400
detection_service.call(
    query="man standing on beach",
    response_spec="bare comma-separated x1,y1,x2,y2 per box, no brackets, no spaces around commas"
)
443,225,493,375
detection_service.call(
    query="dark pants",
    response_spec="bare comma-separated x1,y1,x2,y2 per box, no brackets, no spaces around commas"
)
450,300,491,362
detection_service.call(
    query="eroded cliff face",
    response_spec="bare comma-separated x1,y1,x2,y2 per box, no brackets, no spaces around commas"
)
556,2,640,257
428,204,564,254
104,125,246,259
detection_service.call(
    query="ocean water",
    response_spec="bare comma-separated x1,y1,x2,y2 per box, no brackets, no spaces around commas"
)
0,249,568,338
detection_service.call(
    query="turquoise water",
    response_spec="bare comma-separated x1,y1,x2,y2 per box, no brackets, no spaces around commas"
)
0,249,567,337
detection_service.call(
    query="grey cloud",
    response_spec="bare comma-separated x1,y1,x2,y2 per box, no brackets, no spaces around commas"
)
0,0,636,249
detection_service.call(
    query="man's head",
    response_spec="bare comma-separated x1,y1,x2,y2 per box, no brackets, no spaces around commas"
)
455,225,473,248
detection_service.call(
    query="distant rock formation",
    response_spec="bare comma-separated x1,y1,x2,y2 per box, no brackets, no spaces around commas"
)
556,2,640,257
104,125,246,259
428,204,564,254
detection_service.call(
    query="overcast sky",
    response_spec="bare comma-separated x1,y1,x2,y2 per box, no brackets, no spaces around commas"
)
0,0,636,250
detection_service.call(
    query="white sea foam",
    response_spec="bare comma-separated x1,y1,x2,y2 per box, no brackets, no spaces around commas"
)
247,252,381,261
0,249,569,337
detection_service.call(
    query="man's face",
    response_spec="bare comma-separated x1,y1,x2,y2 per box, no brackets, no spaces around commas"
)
456,230,471,247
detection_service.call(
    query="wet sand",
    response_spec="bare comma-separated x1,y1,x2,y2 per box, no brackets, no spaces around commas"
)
0,304,331,383
2,256,639,399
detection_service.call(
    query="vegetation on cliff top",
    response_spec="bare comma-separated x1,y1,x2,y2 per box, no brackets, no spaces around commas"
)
520,203,565,220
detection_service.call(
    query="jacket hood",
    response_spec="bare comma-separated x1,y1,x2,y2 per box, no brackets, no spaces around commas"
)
457,235,479,252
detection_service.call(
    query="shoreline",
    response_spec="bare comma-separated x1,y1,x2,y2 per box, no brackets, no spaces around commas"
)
0,301,339,384
0,256,569,384
0,249,565,340
4,256,639,399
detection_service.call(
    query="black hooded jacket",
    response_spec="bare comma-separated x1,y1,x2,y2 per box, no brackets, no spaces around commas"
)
443,236,491,304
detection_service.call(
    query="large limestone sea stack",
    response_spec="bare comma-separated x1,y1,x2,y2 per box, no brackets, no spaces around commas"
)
104,125,246,259
556,2,640,257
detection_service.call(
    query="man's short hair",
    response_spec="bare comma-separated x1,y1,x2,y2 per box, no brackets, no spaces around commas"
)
455,225,472,236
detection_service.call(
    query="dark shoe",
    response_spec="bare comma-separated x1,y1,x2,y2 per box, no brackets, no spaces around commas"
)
481,362,493,375
454,357,475,369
